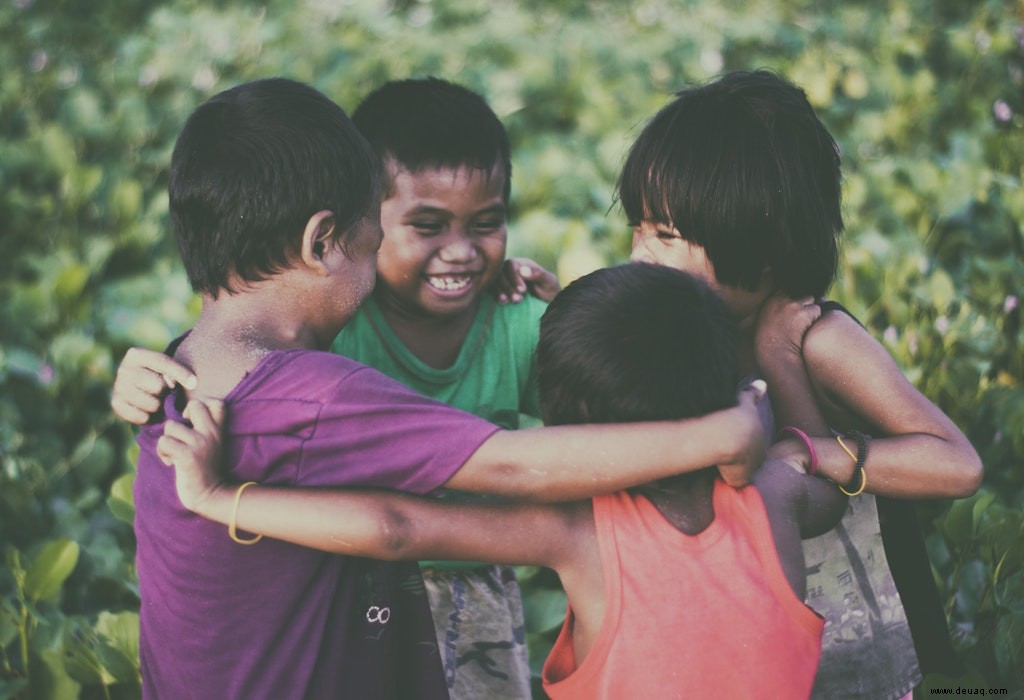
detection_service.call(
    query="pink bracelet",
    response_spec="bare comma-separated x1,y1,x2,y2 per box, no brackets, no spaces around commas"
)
777,426,819,476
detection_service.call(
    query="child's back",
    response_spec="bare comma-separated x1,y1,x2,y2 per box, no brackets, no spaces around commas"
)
532,263,844,698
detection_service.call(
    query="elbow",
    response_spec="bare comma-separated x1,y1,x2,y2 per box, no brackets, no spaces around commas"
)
949,447,984,498
369,505,418,561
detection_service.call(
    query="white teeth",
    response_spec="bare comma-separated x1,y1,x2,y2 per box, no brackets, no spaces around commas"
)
427,275,472,291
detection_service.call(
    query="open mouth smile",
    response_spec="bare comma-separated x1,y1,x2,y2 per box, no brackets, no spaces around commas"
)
425,274,475,293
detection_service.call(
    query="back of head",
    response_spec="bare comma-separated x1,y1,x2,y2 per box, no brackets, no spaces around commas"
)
352,77,511,200
537,263,738,427
617,70,842,298
169,78,379,297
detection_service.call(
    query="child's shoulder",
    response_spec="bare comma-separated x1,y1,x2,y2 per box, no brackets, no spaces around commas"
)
491,293,548,330
231,348,384,401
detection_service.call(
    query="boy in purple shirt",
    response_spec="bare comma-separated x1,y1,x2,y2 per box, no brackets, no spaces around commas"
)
135,77,767,699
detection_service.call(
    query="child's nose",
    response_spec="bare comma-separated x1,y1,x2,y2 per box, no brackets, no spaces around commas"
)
630,244,654,264
438,234,477,263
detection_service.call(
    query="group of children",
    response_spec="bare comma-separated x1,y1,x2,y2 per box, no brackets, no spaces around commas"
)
112,69,982,699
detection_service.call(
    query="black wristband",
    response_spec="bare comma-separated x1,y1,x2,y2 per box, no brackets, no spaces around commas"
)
839,430,870,496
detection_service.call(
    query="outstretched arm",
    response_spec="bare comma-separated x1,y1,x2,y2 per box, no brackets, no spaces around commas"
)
446,382,768,499
158,400,587,568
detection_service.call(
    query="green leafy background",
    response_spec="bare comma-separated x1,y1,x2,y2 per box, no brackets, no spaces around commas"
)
1,0,1021,697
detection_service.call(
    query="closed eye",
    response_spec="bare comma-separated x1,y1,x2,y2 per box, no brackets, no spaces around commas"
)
473,219,505,234
410,221,444,234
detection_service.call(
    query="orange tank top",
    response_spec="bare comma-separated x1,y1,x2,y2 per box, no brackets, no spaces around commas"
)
542,478,823,699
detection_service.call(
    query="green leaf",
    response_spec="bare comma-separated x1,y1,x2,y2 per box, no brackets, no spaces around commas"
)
107,472,136,524
28,649,81,700
994,611,1024,688
95,610,140,670
23,540,80,603
521,587,567,635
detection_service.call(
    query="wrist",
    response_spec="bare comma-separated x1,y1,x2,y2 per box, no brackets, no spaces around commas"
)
723,404,766,480
192,483,234,523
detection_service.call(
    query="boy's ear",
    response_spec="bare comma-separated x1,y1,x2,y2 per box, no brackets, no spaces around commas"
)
300,210,336,274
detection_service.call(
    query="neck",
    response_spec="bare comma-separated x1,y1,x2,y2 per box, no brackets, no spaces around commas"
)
178,286,331,397
634,469,717,536
736,318,758,377
373,290,481,369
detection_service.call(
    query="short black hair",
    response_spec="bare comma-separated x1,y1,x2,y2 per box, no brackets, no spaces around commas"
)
352,77,511,200
537,263,738,427
617,70,843,298
169,78,380,297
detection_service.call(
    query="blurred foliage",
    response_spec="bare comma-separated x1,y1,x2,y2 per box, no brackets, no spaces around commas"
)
0,0,1021,696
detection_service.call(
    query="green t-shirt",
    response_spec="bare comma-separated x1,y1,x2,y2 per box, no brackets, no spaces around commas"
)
331,293,545,429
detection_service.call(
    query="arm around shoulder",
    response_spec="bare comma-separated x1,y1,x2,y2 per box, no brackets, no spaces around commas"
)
445,388,767,500
802,311,983,498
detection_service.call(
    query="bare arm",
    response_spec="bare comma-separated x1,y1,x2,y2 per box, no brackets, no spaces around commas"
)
753,458,847,598
158,400,588,568
125,345,767,495
755,294,847,526
800,311,982,498
445,382,768,499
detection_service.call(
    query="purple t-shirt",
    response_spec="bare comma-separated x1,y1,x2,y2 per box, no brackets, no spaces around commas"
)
135,347,499,700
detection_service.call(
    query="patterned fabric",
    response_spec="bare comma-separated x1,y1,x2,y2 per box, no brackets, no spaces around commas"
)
804,494,922,699
423,565,532,700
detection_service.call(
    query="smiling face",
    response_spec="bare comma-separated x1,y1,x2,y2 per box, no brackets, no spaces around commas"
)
374,163,507,322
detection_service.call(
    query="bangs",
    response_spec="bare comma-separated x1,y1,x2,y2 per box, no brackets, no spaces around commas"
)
617,143,675,227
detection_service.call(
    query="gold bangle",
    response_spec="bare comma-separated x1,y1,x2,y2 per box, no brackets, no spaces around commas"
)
838,468,867,497
229,481,263,545
836,435,857,463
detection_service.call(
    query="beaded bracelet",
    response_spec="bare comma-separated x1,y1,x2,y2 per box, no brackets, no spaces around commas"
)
778,426,819,476
229,481,263,545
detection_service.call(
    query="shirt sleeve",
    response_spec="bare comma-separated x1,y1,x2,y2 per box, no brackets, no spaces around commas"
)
298,366,501,494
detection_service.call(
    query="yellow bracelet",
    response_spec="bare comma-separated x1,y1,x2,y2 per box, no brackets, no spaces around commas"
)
838,468,868,497
835,435,867,496
229,481,263,545
836,435,857,463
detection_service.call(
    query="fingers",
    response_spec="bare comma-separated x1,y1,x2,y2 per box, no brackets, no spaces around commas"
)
111,395,158,425
156,430,189,466
112,348,198,424
182,399,225,438
122,347,197,390
738,379,768,405
494,259,526,304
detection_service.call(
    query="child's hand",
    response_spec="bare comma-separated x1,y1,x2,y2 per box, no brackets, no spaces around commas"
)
111,347,197,425
156,399,229,515
716,380,769,487
494,257,561,304
754,295,820,370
